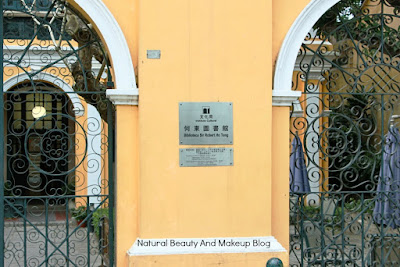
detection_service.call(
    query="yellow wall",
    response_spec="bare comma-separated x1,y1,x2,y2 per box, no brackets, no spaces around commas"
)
138,0,272,238
70,0,315,265
2,0,344,265
2,0,317,264
272,0,311,64
271,107,291,251
115,105,139,266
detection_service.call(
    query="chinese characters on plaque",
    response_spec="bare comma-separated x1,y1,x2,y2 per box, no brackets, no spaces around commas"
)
179,102,234,167
179,102,233,145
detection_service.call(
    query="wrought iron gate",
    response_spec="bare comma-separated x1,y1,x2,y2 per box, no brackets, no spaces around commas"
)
1,1,114,266
290,0,400,266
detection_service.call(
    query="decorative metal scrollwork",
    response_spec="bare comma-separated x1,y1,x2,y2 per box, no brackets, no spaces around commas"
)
290,0,400,266
2,0,114,266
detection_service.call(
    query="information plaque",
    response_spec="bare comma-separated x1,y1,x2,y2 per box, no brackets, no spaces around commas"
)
179,102,233,145
180,148,233,167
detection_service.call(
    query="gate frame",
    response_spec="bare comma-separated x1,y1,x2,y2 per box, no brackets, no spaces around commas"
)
1,1,139,266
66,2,140,266
270,0,342,257
272,0,400,265
61,2,140,266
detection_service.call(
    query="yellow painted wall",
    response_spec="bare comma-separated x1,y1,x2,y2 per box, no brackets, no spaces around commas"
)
115,105,139,266
271,107,291,251
138,0,272,238
68,0,317,265
272,0,311,64
2,0,318,265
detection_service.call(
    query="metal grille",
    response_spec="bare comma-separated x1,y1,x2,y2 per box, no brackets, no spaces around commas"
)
1,1,114,266
290,0,400,266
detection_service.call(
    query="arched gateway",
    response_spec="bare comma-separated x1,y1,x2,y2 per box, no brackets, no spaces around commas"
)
0,1,135,266
279,0,400,265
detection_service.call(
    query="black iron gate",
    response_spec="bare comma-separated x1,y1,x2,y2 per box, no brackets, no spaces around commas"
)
290,0,400,266
1,1,114,266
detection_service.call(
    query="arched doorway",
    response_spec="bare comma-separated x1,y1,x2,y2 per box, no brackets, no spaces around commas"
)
1,1,117,266
280,0,400,265
6,82,75,197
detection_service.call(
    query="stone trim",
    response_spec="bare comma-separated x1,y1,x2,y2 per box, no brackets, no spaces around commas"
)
106,89,139,106
128,236,286,256
272,90,302,107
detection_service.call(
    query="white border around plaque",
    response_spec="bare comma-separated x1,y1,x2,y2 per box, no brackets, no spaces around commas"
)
179,102,233,145
180,148,233,167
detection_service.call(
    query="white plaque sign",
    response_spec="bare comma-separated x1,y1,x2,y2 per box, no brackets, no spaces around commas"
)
180,148,233,167
179,102,233,145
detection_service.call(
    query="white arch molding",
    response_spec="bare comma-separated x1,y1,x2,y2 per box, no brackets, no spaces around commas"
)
71,0,139,104
272,0,341,106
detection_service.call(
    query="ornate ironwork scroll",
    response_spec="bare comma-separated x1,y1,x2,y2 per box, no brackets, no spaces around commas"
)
290,0,400,266
2,0,114,266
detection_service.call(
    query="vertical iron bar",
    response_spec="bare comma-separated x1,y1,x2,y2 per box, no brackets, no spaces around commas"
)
0,0,5,265
380,94,385,267
299,195,304,267
24,199,27,266
380,0,384,64
66,196,70,267
320,195,325,265
340,195,344,264
87,197,90,267
108,102,115,267
361,193,365,267
45,198,49,267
